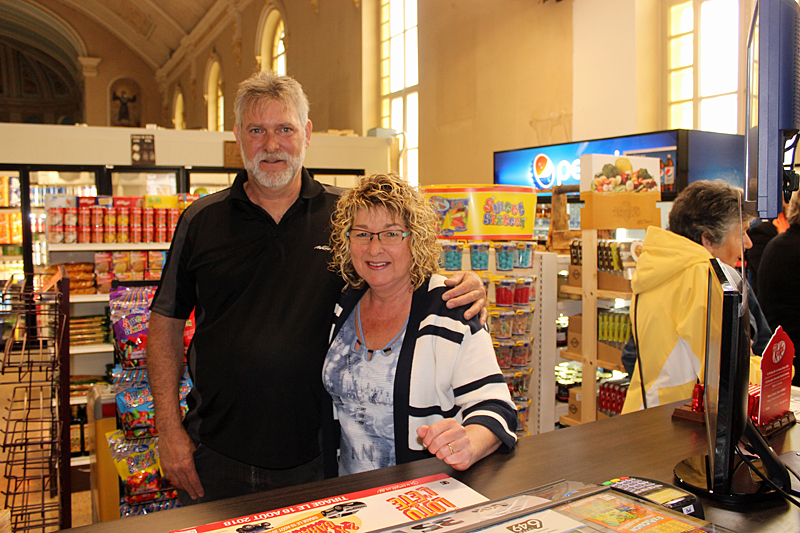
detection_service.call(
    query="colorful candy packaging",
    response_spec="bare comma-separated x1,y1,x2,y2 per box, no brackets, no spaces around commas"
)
111,364,148,385
119,497,180,517
115,376,192,438
183,309,196,354
107,430,177,504
110,285,157,367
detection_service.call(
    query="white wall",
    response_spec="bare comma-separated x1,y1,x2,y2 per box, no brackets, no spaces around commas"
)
573,0,661,141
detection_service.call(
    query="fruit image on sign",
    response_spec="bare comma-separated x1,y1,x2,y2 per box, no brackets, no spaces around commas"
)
579,154,661,196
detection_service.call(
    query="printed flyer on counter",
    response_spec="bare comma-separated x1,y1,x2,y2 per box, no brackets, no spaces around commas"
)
169,474,504,533
556,492,713,532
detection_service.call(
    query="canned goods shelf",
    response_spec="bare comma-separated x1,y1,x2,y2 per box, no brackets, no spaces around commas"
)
49,243,170,252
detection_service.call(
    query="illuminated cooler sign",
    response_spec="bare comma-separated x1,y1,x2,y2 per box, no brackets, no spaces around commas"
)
423,185,536,240
494,131,680,189
531,153,581,189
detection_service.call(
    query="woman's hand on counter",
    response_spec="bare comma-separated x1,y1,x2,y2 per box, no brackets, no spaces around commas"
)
417,419,501,471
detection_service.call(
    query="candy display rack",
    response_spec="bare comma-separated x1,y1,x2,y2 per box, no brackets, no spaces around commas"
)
448,244,559,435
0,269,73,531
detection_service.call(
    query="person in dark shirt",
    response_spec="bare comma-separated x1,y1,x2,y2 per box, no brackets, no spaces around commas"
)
757,190,800,386
147,71,487,505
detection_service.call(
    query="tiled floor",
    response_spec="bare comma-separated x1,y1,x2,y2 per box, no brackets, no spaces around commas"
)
0,374,97,529
72,490,93,527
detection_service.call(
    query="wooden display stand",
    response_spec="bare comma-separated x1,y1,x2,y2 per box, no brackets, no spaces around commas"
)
548,185,580,253
563,314,624,371
580,191,661,230
574,192,660,424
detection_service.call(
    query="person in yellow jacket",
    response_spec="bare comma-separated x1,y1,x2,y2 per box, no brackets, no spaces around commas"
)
622,181,760,413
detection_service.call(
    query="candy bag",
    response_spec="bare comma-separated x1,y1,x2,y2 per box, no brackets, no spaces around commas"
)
107,430,172,503
110,285,156,366
115,376,192,439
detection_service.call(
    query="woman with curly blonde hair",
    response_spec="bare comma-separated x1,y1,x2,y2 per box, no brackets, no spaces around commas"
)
323,173,517,476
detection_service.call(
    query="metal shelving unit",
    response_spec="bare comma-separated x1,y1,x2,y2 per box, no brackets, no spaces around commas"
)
529,251,559,435
0,270,71,531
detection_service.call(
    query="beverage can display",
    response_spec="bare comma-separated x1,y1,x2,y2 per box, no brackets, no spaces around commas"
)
154,208,167,227
103,226,116,243
117,207,130,230
130,207,142,227
78,207,91,227
49,224,64,244
142,224,154,243
167,208,180,227
143,207,154,227
91,226,104,243
64,226,77,244
130,225,142,244
155,226,167,243
64,208,78,227
78,226,91,243
91,206,104,227
117,227,130,243
48,207,64,228
104,207,117,228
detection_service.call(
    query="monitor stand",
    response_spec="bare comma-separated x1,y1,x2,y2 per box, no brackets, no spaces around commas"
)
673,420,791,507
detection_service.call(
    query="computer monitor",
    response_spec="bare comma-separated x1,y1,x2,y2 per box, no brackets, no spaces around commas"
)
674,259,790,505
745,0,800,219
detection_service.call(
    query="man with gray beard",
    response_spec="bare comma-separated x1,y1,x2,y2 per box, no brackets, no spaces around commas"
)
147,71,487,505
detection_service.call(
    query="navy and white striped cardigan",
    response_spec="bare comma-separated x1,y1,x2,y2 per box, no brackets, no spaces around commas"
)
322,274,517,476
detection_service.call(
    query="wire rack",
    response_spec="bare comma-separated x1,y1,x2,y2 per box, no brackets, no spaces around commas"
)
0,272,70,532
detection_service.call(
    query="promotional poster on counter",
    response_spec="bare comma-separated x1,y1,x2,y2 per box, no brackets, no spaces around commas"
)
169,474,509,533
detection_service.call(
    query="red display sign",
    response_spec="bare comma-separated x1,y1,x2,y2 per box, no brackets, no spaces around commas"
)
758,326,795,425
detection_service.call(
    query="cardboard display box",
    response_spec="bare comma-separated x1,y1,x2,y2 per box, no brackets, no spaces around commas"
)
567,387,609,421
566,314,625,370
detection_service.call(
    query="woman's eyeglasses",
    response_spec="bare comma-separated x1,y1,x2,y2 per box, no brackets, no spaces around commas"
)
346,230,410,245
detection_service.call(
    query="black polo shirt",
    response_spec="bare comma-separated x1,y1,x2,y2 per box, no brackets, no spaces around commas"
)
151,168,345,469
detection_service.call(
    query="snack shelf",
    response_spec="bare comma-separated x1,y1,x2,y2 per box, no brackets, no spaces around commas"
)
70,294,109,303
71,456,90,467
558,414,581,427
559,284,632,301
70,343,113,355
559,349,624,373
49,243,170,252
557,298,581,316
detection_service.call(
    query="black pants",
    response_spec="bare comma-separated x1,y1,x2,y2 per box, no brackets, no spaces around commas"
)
177,444,325,506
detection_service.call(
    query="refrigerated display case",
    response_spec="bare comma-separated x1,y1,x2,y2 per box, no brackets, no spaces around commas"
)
186,167,240,195
109,167,178,197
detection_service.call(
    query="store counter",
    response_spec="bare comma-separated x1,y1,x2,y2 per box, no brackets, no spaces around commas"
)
64,401,799,533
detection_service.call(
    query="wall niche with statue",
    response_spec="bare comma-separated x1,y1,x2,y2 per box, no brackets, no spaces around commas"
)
110,78,141,127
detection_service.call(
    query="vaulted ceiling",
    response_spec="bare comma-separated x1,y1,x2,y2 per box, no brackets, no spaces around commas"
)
1,0,223,75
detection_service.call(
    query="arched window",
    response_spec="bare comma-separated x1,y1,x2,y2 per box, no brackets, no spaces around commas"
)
173,87,185,130
206,59,224,131
259,7,286,75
